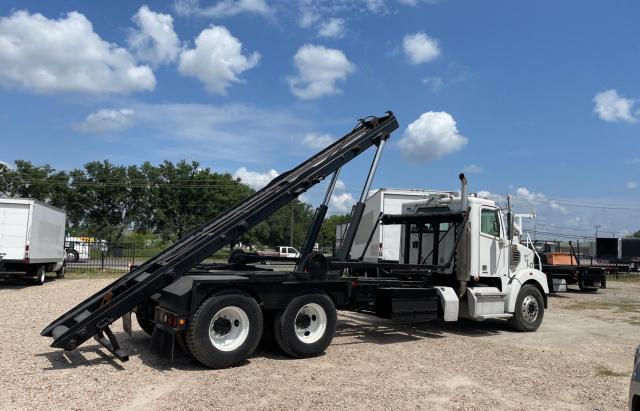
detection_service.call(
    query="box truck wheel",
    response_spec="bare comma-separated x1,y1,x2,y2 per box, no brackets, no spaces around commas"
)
508,285,544,332
29,265,46,286
56,263,66,279
273,293,337,358
185,291,263,369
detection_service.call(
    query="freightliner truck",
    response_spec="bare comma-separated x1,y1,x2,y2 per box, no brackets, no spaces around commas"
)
42,112,549,369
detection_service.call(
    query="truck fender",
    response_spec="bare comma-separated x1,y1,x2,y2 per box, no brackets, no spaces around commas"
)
504,268,549,313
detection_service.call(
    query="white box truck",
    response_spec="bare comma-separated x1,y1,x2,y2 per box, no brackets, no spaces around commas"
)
0,199,66,285
349,188,448,262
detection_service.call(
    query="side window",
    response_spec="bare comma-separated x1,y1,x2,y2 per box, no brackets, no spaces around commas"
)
480,209,501,237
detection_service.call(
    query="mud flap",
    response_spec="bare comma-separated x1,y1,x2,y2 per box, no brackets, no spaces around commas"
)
149,326,176,362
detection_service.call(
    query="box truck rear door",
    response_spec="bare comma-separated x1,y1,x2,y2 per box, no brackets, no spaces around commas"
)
0,203,30,261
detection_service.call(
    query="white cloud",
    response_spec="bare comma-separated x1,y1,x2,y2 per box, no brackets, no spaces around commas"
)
476,190,492,199
74,108,136,134
403,32,441,64
128,5,181,66
463,164,483,174
233,167,279,190
299,9,320,28
178,25,260,94
398,111,468,163
174,0,271,18
288,44,355,99
301,132,336,149
0,10,155,94
335,179,346,191
398,0,440,5
330,192,355,212
126,102,311,162
422,76,444,92
626,181,639,189
514,187,566,213
0,160,15,170
593,89,637,123
317,17,346,38
515,187,544,202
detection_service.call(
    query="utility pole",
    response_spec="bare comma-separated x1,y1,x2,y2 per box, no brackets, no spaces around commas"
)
593,224,601,239
290,200,294,245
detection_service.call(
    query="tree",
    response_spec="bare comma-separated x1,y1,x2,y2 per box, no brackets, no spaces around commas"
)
0,160,68,206
145,160,253,241
319,213,351,251
66,160,148,242
633,230,640,239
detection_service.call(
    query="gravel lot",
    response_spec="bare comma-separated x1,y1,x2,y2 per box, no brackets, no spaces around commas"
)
0,277,638,410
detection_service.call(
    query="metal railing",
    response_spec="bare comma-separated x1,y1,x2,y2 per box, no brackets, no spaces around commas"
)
65,240,136,273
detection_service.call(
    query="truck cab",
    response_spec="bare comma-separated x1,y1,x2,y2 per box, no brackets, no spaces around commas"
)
398,185,549,328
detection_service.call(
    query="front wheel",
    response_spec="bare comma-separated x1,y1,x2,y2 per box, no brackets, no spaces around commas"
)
273,293,337,358
185,291,263,369
508,284,544,332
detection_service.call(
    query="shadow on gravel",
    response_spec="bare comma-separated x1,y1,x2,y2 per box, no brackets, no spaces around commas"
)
37,345,127,371
35,313,520,372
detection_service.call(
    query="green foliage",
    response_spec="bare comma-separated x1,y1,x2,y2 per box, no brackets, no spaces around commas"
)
0,159,315,247
633,230,640,239
319,213,351,250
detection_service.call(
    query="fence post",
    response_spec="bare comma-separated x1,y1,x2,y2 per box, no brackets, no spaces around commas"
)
101,248,105,271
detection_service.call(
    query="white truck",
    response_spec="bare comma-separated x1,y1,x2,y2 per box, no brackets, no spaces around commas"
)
344,175,549,329
256,246,301,264
0,199,66,285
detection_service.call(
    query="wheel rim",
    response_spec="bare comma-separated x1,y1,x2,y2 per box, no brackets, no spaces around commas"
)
38,269,45,283
209,306,250,352
294,303,327,344
521,295,539,323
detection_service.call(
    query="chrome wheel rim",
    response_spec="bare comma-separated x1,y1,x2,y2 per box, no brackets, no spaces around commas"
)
294,303,327,344
521,295,539,323
209,306,250,352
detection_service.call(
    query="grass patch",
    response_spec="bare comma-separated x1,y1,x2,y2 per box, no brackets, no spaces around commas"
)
565,301,640,314
595,364,628,378
608,274,640,283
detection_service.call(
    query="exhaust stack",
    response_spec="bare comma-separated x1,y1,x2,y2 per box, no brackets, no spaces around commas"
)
459,173,468,212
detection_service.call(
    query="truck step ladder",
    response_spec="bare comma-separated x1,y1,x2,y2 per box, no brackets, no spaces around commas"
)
41,112,399,358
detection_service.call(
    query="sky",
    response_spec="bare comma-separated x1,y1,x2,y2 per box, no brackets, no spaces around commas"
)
0,0,638,238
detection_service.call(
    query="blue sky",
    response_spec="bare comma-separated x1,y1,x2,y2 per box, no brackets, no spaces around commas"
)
0,0,639,237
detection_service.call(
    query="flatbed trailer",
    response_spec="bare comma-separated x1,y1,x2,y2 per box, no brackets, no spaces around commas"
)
525,240,607,292
43,111,550,369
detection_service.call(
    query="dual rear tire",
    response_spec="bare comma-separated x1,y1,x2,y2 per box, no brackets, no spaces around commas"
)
184,291,337,368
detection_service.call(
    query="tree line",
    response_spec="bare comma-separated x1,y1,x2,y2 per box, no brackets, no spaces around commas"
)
0,160,349,250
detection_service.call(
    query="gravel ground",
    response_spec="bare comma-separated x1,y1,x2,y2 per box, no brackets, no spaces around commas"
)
0,278,638,410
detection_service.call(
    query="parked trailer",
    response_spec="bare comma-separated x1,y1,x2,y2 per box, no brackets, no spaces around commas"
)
42,112,549,369
0,199,66,285
522,240,606,292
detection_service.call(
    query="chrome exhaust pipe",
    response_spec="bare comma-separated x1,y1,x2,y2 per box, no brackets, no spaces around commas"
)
459,173,468,212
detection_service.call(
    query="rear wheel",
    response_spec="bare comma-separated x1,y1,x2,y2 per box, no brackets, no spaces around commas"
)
56,263,66,279
273,293,337,358
136,305,156,336
185,291,262,369
508,285,544,332
30,265,46,286
66,249,79,263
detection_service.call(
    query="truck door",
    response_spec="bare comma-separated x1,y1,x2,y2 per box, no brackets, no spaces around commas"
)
0,203,31,261
478,207,508,277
